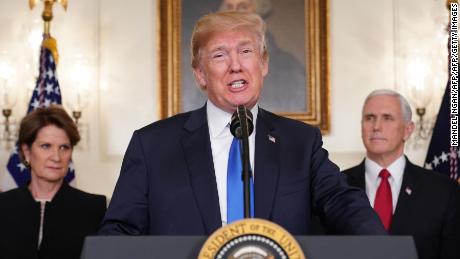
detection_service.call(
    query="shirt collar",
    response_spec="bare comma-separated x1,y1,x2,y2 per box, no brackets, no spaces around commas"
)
365,155,406,183
206,100,259,139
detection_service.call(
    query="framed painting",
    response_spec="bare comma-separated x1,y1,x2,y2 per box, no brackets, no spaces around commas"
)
158,0,330,132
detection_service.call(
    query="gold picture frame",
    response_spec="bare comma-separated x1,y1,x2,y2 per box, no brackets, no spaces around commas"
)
157,0,330,132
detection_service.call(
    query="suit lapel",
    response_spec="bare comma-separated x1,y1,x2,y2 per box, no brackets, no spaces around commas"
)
346,161,366,189
254,109,280,220
180,105,222,234
390,158,420,234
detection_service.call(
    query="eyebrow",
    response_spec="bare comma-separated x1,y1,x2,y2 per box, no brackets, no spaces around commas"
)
208,40,255,52
363,112,394,117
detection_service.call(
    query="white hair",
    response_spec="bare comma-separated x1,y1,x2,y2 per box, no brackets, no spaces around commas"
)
363,89,413,122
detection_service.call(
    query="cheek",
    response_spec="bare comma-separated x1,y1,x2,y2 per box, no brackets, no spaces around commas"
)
261,62,268,76
29,151,45,164
63,152,73,162
361,125,370,137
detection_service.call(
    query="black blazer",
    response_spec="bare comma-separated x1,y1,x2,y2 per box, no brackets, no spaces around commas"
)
0,183,107,259
99,105,386,236
343,158,460,259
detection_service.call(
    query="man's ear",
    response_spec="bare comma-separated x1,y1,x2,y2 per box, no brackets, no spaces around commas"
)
192,66,207,90
262,56,269,77
403,121,415,141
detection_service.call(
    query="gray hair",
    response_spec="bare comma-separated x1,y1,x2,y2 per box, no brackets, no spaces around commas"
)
363,89,413,122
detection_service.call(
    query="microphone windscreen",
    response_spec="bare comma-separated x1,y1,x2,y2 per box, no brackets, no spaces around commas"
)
230,106,254,139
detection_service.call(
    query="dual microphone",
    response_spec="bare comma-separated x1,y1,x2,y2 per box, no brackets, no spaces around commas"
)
230,105,254,139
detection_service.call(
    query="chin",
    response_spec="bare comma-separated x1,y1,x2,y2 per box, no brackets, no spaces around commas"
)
42,173,67,182
369,148,390,156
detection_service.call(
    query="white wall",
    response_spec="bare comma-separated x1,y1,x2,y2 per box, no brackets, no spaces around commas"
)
0,0,449,198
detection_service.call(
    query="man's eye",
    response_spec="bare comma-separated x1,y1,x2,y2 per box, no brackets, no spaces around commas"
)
242,48,254,54
364,115,374,121
383,115,394,121
212,52,226,59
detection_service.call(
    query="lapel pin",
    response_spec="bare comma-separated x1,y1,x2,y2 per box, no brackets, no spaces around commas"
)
268,135,276,143
405,187,412,195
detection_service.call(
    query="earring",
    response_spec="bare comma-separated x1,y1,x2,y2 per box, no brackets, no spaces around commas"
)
23,160,30,169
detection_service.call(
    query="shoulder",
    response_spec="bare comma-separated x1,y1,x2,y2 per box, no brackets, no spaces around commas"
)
259,108,320,135
0,187,29,204
138,111,194,134
341,163,364,175
407,162,458,190
64,185,107,207
132,109,201,142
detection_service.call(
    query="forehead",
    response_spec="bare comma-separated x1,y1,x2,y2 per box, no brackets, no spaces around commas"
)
363,95,402,115
35,124,70,142
202,29,258,50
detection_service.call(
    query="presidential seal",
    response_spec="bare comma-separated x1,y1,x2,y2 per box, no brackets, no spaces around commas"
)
198,218,305,259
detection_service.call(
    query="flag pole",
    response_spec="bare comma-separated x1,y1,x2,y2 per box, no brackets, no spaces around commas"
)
29,0,68,64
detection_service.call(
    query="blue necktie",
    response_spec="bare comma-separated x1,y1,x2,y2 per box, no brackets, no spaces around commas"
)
227,137,254,223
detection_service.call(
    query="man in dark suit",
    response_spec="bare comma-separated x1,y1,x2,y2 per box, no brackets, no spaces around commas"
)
343,89,460,259
98,11,385,236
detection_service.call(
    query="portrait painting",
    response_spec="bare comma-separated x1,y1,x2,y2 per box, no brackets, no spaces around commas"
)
158,0,330,132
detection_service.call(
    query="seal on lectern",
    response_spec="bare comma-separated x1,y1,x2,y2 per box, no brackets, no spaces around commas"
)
198,218,305,259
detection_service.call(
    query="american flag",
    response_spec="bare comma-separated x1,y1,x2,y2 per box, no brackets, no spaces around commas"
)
5,36,75,188
425,84,459,182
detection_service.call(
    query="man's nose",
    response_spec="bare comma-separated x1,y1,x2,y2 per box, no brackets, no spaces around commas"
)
373,118,382,131
229,52,242,73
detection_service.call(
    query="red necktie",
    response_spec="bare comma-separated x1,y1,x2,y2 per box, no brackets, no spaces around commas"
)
374,169,392,231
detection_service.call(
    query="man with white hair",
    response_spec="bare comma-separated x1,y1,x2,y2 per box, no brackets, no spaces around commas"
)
343,89,460,259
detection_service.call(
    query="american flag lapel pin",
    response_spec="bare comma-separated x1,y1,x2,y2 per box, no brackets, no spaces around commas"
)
405,186,412,195
268,134,276,143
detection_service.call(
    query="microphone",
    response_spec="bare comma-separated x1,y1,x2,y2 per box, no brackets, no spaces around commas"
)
230,105,254,139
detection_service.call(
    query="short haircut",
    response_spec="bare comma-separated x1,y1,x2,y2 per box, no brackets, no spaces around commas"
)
363,89,413,122
190,11,268,69
18,105,80,161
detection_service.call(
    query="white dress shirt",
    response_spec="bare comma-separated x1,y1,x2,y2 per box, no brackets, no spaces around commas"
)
206,100,258,225
364,155,405,213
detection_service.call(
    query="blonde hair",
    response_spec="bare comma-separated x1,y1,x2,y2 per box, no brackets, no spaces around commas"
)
190,11,268,68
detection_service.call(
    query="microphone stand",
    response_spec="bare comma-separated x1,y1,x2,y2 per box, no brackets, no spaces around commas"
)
236,105,252,219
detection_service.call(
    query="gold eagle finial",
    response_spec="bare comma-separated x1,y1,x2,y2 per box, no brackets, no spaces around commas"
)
28,0,68,64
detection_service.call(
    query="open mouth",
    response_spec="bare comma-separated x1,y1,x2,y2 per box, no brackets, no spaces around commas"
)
228,79,247,89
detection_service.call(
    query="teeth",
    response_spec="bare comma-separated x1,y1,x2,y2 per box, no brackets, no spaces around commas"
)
231,80,245,89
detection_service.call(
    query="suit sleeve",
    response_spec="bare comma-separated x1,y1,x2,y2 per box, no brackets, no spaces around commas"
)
98,131,150,235
440,182,460,259
309,128,387,235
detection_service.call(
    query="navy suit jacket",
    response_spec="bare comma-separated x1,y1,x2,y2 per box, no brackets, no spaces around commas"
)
343,158,460,259
99,106,386,235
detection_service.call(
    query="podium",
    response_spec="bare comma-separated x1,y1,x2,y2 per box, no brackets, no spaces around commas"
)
81,236,418,259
